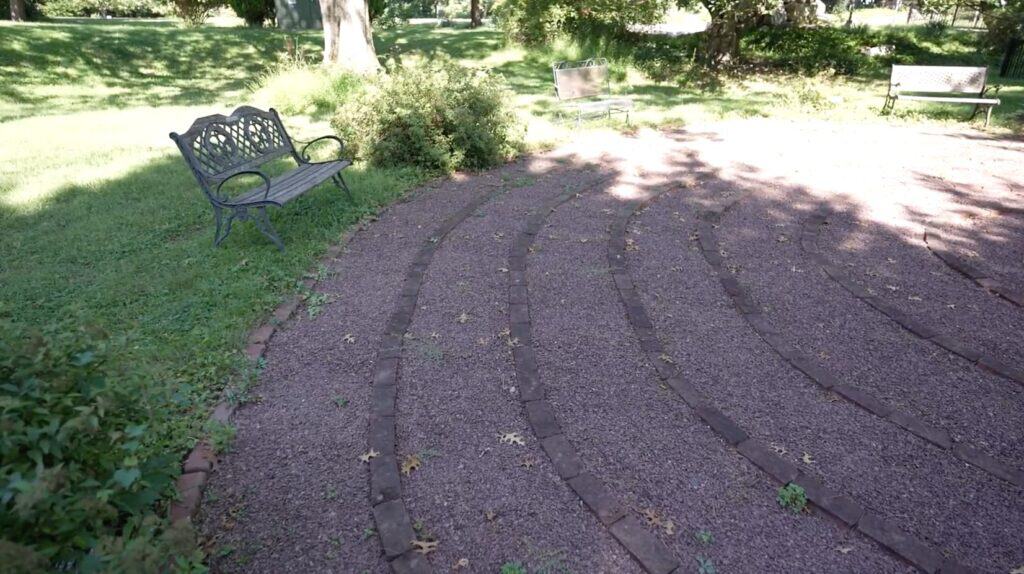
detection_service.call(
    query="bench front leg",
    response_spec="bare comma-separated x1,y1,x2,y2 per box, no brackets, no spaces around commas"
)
251,206,285,251
213,205,239,247
332,172,354,202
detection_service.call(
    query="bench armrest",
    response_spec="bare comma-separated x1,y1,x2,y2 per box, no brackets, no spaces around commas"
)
982,85,1001,98
217,170,274,207
298,135,346,165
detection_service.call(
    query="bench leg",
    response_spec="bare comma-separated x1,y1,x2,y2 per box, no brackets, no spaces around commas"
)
213,206,236,248
253,207,285,252
332,172,354,202
985,105,993,128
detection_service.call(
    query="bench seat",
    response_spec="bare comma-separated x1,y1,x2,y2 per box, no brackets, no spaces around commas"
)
233,159,352,206
552,59,633,126
895,95,1001,105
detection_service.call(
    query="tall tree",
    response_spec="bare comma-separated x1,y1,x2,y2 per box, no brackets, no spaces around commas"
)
10,0,27,21
320,0,380,72
470,0,482,26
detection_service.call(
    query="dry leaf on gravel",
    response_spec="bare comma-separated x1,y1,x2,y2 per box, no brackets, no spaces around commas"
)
625,238,639,251
837,546,853,555
499,432,525,446
908,295,922,301
453,558,470,570
801,452,816,465
498,267,509,273
770,443,788,456
359,449,379,463
1009,566,1024,574
484,510,497,521
776,235,790,243
401,454,422,476
886,284,900,291
342,334,355,344
520,456,538,469
456,312,470,324
663,520,676,535
412,539,438,555
642,508,663,528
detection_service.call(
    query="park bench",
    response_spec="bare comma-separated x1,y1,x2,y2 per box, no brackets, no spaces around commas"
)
170,106,352,251
552,58,634,126
883,65,1001,127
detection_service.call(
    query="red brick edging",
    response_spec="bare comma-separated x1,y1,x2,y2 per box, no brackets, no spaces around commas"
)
923,227,1024,308
506,178,682,574
169,242,345,525
608,192,973,574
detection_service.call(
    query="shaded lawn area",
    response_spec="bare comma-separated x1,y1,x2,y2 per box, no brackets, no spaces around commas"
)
0,15,1021,505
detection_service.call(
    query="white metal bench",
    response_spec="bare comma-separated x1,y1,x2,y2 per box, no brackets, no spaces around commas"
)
883,65,1001,127
552,58,634,126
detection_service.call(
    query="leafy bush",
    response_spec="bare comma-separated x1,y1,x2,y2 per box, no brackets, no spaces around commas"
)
251,60,362,117
332,58,523,173
228,0,273,26
983,3,1024,52
39,0,170,17
171,0,222,25
743,25,875,75
776,483,808,513
0,322,182,570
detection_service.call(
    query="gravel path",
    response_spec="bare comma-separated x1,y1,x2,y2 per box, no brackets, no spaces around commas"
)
199,120,1024,573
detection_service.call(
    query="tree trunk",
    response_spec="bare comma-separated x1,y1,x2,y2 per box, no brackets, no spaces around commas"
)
10,0,27,21
470,0,481,27
704,13,740,68
320,0,379,73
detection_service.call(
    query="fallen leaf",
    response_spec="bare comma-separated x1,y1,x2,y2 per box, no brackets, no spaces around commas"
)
770,443,788,456
801,452,815,465
453,558,470,570
484,510,497,521
520,456,537,469
908,295,922,301
401,454,422,476
886,284,900,291
663,520,676,535
642,508,663,527
456,312,470,324
776,235,790,243
837,546,853,555
499,432,525,446
1010,566,1024,574
625,238,639,251
342,334,356,344
493,232,505,240
412,539,438,555
498,267,509,273
359,449,379,463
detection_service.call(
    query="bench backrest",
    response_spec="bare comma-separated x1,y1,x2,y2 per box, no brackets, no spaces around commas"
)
552,59,611,101
170,106,296,185
889,65,988,94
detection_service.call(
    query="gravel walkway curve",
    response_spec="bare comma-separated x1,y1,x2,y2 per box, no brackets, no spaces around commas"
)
198,121,1024,573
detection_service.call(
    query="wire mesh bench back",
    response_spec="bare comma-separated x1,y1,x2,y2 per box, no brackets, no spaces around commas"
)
170,106,297,192
890,65,988,94
552,59,612,101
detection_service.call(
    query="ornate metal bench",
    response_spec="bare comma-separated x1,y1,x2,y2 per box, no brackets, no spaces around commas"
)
552,58,634,126
883,65,1001,127
170,106,352,250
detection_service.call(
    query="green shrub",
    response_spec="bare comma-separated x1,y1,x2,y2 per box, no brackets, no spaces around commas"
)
0,322,181,570
228,0,273,26
171,0,222,25
38,0,170,17
332,58,523,173
743,25,875,75
776,483,808,513
251,60,362,117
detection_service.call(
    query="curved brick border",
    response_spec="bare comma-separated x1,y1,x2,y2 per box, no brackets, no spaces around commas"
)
506,179,681,574
677,208,1024,489
608,193,971,574
169,244,339,524
368,187,509,574
801,212,1024,390
924,227,1023,308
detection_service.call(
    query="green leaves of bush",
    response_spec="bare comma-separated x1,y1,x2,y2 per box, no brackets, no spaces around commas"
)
0,323,177,570
332,58,524,173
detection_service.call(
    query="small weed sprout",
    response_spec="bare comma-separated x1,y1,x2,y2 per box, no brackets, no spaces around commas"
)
205,420,237,454
777,483,808,514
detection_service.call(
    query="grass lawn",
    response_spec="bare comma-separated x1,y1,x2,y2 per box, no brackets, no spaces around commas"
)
0,14,1020,561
